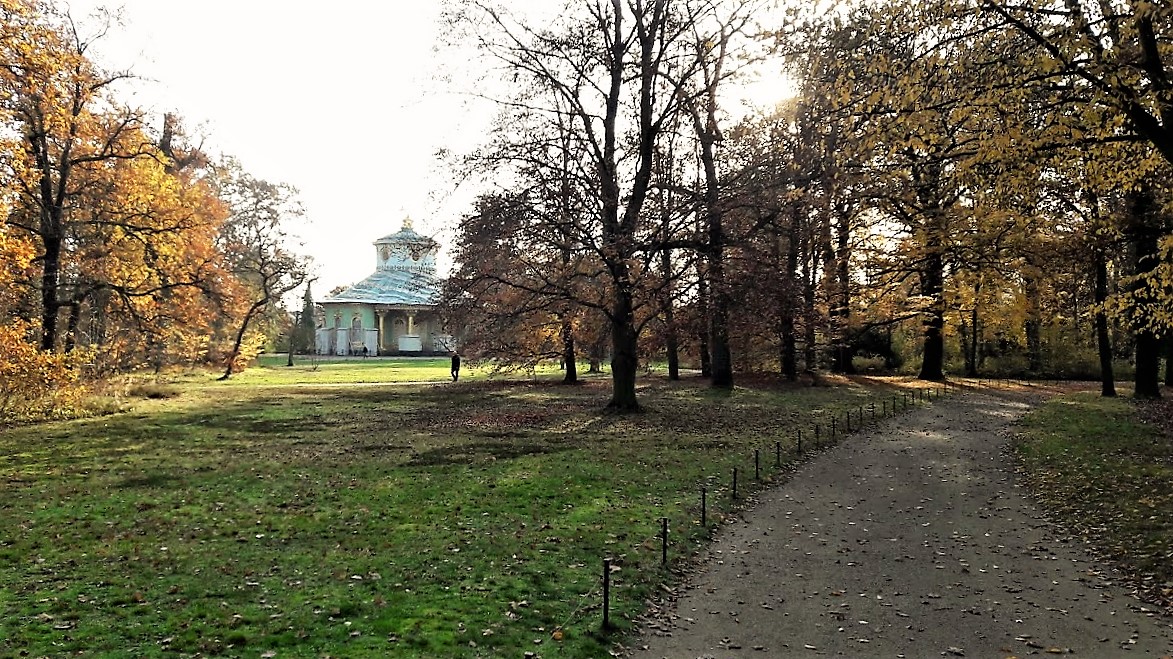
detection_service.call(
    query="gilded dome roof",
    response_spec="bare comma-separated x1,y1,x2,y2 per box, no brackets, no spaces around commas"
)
322,216,441,307
323,269,439,306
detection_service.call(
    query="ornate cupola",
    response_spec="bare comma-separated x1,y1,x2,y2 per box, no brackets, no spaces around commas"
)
315,214,450,358
374,216,439,274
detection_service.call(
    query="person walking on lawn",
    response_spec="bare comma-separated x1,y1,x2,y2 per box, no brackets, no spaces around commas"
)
450,352,461,382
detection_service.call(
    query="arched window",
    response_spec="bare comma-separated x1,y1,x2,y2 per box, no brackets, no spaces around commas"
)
352,315,362,330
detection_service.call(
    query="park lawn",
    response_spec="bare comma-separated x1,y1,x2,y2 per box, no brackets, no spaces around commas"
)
206,355,598,387
1015,392,1173,611
0,369,936,658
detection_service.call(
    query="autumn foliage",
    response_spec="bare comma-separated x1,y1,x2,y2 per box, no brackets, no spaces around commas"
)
0,1,308,420
0,321,92,422
446,0,1173,404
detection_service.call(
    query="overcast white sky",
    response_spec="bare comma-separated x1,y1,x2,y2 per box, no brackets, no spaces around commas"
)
64,0,491,296
65,1,793,298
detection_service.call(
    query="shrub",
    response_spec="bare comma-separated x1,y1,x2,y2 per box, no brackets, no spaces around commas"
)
0,321,93,424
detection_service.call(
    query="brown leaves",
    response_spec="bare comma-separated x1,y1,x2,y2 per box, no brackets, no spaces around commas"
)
1016,394,1173,617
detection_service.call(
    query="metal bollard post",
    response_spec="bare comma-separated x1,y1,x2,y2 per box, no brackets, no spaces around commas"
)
732,468,739,500
755,449,761,481
661,518,668,565
602,558,612,629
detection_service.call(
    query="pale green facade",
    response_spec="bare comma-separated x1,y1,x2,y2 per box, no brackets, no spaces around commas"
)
314,218,453,356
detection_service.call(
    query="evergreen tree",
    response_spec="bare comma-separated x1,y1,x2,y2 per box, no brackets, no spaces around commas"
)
296,282,316,354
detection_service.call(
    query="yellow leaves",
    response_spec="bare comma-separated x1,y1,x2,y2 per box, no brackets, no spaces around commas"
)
0,223,35,270
0,4,276,380
0,224,36,313
1098,235,1173,334
0,320,91,422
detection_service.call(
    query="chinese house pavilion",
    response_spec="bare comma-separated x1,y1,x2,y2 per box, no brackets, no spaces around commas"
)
315,217,452,356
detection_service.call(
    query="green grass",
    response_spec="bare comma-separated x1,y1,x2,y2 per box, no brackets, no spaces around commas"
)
0,366,930,657
203,355,594,387
1016,392,1173,606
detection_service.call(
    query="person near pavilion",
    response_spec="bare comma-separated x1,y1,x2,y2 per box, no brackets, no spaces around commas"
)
450,352,461,382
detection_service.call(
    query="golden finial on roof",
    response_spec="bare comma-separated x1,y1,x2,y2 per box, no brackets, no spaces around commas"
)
402,215,414,231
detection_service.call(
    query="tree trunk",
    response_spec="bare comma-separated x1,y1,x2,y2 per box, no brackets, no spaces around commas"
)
830,336,855,373
664,307,679,381
683,26,734,389
1136,330,1162,399
696,260,712,378
660,228,679,381
829,203,855,374
801,223,819,373
64,300,81,353
30,103,71,353
830,343,853,374
286,327,295,367
960,318,972,377
966,284,981,377
915,162,947,382
803,288,818,371
694,122,729,387
959,287,979,377
1023,272,1042,374
918,245,946,381
607,285,639,410
830,344,853,374
1164,335,1173,387
780,318,797,380
219,301,266,381
588,331,605,374
1094,252,1116,397
1129,189,1162,399
39,224,63,352
561,314,578,384
709,251,733,388
818,207,838,374
1023,319,1042,373
780,226,799,381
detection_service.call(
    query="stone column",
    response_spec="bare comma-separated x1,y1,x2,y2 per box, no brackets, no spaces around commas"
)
408,313,415,335
378,312,385,351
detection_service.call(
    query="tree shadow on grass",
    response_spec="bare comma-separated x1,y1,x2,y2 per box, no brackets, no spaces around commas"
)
405,439,574,467
115,472,184,489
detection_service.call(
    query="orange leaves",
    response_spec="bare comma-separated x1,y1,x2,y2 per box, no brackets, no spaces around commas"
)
0,224,35,309
0,320,91,422
0,3,300,388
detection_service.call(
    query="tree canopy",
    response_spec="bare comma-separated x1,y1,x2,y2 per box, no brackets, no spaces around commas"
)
0,0,310,419
442,0,1173,404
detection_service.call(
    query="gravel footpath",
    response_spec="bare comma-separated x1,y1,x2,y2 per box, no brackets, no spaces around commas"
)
633,390,1173,657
